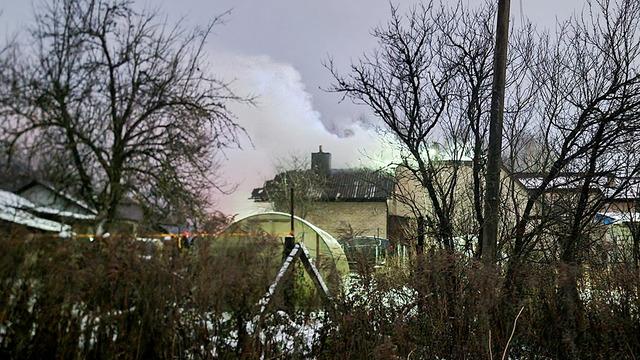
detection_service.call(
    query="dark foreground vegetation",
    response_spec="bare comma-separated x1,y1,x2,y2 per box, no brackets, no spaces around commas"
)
1,232,638,359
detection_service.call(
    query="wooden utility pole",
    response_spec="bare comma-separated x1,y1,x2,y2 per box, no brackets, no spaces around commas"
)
482,0,511,265
282,187,296,311
290,187,295,234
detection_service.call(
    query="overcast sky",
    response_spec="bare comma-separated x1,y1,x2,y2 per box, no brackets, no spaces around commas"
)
1,0,586,216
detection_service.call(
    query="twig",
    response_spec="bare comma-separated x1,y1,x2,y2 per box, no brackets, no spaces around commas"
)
488,329,493,360
624,339,637,360
501,306,525,360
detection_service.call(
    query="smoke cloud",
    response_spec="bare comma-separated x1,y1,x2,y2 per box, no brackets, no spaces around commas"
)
209,52,394,216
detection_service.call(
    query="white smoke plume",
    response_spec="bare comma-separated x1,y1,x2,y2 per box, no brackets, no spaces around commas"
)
209,52,394,216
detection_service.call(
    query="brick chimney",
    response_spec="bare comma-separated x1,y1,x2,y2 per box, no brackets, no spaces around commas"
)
311,145,331,177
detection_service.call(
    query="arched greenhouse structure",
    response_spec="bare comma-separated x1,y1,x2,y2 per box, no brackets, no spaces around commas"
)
216,212,350,286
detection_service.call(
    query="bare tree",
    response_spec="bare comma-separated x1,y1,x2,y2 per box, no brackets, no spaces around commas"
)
0,0,248,233
496,1,640,356
329,0,640,355
327,2,468,253
328,1,534,255
262,154,326,219
435,2,495,257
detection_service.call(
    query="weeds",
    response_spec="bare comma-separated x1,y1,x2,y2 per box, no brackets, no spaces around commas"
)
0,233,638,359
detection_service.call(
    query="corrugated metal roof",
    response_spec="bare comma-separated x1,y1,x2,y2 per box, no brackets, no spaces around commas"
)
321,169,393,201
251,168,393,202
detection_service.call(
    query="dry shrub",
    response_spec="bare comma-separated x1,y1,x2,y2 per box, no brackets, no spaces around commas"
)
0,231,286,359
317,250,640,360
320,250,490,359
1,231,639,359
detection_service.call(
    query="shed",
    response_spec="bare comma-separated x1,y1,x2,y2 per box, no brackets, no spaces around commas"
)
17,180,97,217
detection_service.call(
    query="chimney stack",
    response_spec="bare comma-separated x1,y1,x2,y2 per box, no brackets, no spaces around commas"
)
311,145,331,177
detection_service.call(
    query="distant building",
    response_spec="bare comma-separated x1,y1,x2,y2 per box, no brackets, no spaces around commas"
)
112,196,145,232
13,180,145,234
17,180,97,220
389,160,532,252
601,177,640,215
0,189,72,235
251,147,394,240
513,173,640,218
251,146,640,258
513,172,640,263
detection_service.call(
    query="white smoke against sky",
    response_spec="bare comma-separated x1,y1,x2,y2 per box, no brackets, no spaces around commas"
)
209,52,396,217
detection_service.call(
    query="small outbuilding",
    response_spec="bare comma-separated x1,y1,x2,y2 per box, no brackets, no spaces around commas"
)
0,190,72,235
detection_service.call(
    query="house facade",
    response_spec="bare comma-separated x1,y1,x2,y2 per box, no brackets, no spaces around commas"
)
251,147,640,261
10,180,147,235
251,147,394,240
388,161,533,251
252,148,536,252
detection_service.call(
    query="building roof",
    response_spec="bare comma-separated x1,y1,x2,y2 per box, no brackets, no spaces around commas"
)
252,168,394,203
602,177,640,200
0,190,72,233
31,205,96,220
513,173,608,193
513,173,640,201
17,180,97,215
322,169,394,201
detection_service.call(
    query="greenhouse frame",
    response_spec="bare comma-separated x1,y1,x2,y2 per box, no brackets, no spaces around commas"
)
217,212,350,281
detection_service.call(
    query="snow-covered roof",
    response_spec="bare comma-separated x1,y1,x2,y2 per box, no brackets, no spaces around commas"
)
17,180,97,214
0,189,36,209
0,188,94,220
515,175,600,191
0,190,72,233
31,205,96,220
514,174,640,200
597,212,640,224
602,180,640,200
